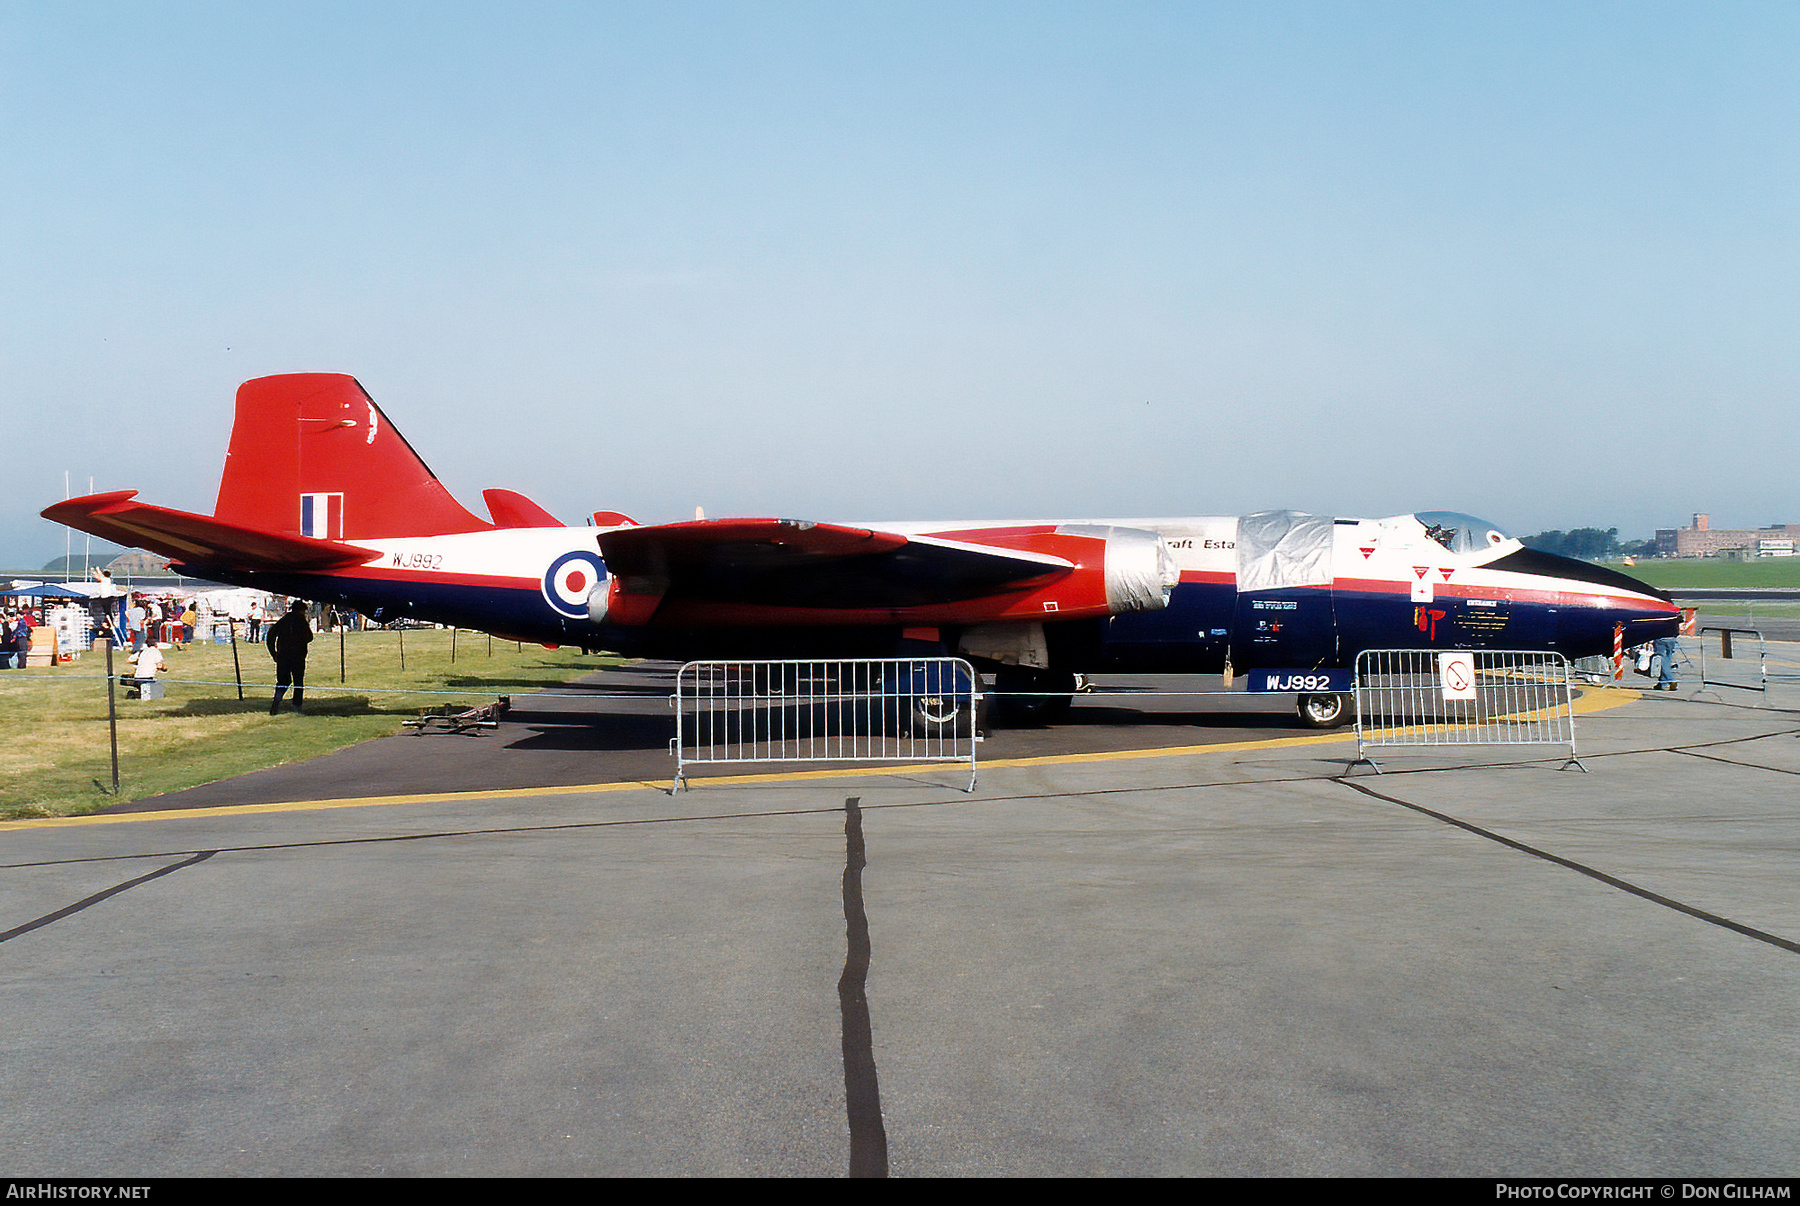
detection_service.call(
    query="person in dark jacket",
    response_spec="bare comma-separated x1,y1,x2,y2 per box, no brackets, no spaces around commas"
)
265,599,313,714
11,612,33,670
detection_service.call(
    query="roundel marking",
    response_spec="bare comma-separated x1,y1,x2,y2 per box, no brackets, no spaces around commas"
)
542,550,609,619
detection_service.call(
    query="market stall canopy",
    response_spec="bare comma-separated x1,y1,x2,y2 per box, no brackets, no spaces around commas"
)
4,584,95,598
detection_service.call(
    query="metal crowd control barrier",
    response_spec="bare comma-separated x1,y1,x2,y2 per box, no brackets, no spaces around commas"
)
1352,649,1584,774
1697,627,1768,701
672,658,980,793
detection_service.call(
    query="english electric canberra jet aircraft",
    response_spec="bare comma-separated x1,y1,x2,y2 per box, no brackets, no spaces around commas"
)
44,373,1680,727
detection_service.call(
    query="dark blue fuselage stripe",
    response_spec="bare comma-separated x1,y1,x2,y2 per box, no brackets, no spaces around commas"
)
182,568,1677,668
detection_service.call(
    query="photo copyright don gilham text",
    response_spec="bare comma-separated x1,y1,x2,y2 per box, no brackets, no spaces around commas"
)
1495,1186,1790,1201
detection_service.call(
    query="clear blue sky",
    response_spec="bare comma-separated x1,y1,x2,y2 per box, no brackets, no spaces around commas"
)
5,1,1796,567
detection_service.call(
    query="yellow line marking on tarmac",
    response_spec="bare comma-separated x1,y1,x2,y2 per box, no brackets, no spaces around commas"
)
1574,686,1643,714
0,779,674,831
0,686,1646,831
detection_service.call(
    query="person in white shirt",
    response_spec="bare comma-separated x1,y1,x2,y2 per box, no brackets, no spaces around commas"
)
125,640,167,698
130,641,167,679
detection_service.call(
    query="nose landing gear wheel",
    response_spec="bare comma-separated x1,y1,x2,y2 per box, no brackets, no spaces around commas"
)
1297,691,1355,729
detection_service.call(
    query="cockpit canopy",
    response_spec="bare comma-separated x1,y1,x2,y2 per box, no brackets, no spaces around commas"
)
1410,511,1516,556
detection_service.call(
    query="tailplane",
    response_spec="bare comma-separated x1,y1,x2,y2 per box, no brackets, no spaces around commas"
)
482,487,565,528
214,374,493,539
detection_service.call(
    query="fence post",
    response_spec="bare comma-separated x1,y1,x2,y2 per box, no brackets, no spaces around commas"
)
229,619,244,701
104,639,120,794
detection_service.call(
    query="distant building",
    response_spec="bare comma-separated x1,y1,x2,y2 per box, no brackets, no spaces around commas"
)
1655,513,1800,557
104,552,174,576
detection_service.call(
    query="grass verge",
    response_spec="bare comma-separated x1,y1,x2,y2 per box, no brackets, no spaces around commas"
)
1603,559,1800,589
0,628,614,819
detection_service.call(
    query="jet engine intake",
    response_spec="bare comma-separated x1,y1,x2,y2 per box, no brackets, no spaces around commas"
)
586,578,612,626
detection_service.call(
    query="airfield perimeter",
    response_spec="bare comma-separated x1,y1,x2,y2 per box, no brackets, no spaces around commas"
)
1,648,1798,1175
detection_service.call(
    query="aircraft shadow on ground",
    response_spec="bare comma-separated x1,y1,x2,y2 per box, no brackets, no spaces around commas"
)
172,695,384,717
438,675,674,694
495,702,1307,756
504,713,679,753
1050,706,1301,730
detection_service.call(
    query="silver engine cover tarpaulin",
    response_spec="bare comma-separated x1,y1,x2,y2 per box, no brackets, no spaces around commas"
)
1055,525,1179,613
1235,511,1335,592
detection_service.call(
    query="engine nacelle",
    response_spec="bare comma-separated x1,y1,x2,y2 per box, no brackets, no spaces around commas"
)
1055,524,1180,613
587,575,665,627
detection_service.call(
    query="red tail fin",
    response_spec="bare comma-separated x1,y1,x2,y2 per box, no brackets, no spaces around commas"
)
213,374,492,539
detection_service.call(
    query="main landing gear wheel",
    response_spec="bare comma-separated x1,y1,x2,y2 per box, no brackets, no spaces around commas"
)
909,690,972,738
900,662,982,739
1296,692,1355,729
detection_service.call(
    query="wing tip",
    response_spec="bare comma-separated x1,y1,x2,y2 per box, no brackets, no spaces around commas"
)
41,490,140,521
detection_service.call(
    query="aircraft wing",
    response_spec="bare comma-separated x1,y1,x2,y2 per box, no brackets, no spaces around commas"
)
42,491,379,571
597,518,1072,611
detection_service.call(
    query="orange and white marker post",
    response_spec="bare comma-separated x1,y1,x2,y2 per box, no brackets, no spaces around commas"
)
1612,623,1625,682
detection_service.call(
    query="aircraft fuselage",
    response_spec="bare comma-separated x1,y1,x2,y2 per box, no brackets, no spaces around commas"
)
180,510,1678,683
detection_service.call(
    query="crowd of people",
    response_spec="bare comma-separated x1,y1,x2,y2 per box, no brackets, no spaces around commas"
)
1,586,275,671
95,593,315,707
2,588,318,713
120,594,205,652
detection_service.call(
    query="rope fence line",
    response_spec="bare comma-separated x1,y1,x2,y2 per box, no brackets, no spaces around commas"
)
0,671,1735,701
0,674,621,700
10,677,1361,710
